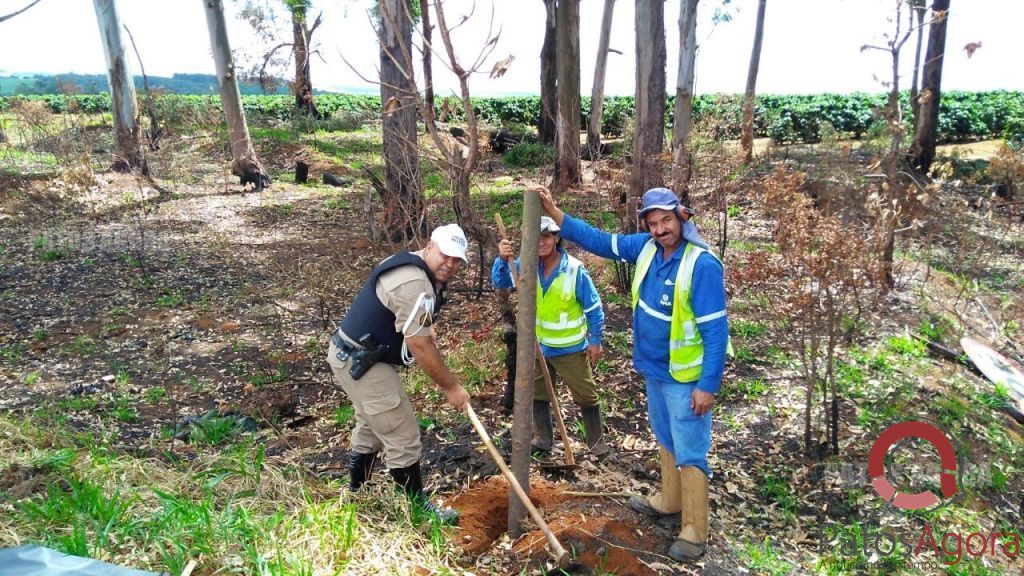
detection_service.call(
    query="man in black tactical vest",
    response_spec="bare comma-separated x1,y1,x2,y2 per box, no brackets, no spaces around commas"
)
327,224,471,524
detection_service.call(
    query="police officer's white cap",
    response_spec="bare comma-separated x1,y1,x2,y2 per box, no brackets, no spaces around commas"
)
540,216,560,233
430,224,469,263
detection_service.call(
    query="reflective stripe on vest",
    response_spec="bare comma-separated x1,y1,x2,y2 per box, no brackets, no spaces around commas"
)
536,255,587,348
631,239,719,382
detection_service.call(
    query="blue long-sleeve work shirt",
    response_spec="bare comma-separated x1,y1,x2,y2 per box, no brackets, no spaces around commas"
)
491,248,605,358
558,214,728,393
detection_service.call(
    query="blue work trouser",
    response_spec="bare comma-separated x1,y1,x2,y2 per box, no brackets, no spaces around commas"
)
646,379,712,477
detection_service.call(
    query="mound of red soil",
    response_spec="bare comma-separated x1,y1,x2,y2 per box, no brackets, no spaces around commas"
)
451,475,668,575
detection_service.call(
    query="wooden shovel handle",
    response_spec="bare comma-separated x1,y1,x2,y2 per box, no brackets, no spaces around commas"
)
466,404,570,568
494,212,508,239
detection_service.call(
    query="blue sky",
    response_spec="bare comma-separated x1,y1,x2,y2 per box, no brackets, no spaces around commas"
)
0,0,1020,96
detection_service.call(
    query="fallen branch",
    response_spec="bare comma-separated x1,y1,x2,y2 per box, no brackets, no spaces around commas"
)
564,491,636,498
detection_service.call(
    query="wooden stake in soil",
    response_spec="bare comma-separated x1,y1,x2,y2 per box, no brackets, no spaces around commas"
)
495,212,578,471
509,190,541,536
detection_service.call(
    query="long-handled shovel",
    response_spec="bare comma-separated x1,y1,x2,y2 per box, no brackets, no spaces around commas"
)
495,214,579,471
466,404,570,569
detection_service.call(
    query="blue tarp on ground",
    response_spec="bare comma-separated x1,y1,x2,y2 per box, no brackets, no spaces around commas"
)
0,545,162,576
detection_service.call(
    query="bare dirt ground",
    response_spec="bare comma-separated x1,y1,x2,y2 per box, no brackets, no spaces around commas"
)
1,123,1022,575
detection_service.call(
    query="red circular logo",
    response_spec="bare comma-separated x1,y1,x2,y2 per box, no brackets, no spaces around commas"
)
868,421,958,510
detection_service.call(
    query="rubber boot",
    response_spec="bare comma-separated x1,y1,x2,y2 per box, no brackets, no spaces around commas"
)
581,404,610,457
388,461,459,525
347,450,377,492
628,446,681,517
669,466,709,561
531,400,553,453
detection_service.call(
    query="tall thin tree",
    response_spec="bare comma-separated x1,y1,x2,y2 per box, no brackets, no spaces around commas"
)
630,0,667,205
538,0,557,145
909,0,951,174
739,0,766,164
289,0,321,118
93,0,147,174
554,0,581,189
670,0,698,201
908,0,927,123
586,0,616,160
419,0,434,128
204,0,271,189
378,0,423,240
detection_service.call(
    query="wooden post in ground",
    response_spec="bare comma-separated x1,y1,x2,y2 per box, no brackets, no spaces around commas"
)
509,189,540,537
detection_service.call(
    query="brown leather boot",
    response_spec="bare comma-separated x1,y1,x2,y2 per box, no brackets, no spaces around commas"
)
669,466,709,561
628,446,681,516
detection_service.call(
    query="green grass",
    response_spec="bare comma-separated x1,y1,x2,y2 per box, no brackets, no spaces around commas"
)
732,319,768,339
250,127,296,143
155,290,185,308
333,405,355,429
758,472,797,520
0,342,26,364
144,387,166,402
743,537,792,576
248,365,288,387
323,192,351,210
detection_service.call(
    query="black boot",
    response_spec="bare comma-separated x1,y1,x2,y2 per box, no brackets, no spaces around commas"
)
582,404,611,457
347,450,378,491
389,461,459,525
532,400,553,453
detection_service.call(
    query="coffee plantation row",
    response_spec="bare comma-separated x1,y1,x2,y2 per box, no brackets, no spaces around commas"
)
2,90,1022,146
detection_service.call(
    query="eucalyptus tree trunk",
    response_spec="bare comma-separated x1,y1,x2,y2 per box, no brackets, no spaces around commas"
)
93,0,147,174
204,0,271,190
538,0,557,145
909,0,950,174
419,0,435,126
554,0,581,189
290,1,320,118
587,0,616,160
670,0,698,201
909,0,926,124
631,0,666,203
740,0,766,164
378,0,423,241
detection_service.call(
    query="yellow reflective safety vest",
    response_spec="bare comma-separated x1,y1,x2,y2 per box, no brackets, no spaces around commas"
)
536,255,587,348
631,240,724,382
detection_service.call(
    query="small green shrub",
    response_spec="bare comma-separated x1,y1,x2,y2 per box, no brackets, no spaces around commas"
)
503,142,554,168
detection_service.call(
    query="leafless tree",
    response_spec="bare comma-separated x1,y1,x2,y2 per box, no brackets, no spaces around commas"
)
237,0,323,117
0,0,44,23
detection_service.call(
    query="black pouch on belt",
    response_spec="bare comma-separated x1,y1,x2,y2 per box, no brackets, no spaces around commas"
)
349,337,390,380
